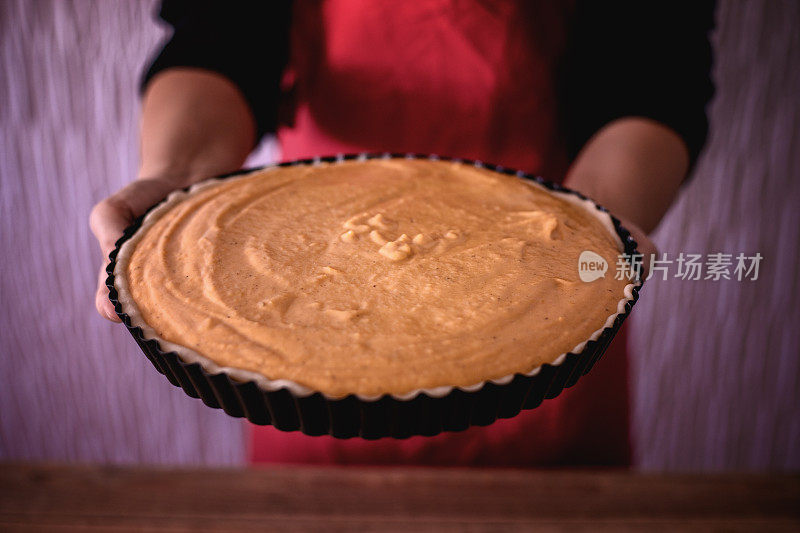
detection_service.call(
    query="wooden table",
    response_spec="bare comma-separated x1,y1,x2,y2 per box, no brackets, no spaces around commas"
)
1,463,798,531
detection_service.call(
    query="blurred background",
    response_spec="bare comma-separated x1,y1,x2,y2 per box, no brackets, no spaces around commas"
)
1,0,798,470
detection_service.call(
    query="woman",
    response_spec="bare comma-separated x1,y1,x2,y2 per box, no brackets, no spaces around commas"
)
90,0,714,466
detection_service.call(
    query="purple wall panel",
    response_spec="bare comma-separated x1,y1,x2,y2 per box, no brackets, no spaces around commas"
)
0,0,247,465
630,1,800,470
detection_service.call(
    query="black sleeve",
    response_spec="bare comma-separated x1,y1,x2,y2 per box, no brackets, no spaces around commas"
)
141,0,292,141
560,1,716,178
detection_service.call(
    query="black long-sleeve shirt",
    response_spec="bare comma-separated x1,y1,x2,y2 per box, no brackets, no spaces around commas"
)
142,1,715,172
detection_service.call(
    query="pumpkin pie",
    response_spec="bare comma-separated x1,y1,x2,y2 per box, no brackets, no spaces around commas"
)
109,155,641,435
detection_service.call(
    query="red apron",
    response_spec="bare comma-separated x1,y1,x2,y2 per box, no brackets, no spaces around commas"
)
251,0,631,466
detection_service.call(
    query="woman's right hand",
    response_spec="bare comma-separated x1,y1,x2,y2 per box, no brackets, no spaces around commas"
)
89,176,188,322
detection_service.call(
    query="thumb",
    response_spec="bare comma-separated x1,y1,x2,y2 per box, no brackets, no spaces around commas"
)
616,216,657,281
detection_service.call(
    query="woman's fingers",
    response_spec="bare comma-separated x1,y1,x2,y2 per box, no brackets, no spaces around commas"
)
96,262,120,322
89,177,186,322
90,198,134,322
617,216,657,280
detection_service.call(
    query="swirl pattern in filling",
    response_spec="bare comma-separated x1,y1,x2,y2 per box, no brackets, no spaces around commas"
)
122,159,631,397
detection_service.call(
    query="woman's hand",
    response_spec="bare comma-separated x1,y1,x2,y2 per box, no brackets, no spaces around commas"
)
563,116,691,281
615,215,658,280
90,69,258,322
89,177,189,322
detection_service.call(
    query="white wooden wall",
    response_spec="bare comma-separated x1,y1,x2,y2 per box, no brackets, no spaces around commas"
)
1,0,797,470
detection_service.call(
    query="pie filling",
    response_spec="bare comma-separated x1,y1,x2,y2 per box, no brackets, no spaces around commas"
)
119,159,633,397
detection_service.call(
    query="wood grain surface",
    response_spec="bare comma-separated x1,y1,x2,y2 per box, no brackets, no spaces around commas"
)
1,463,798,532
0,0,798,470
